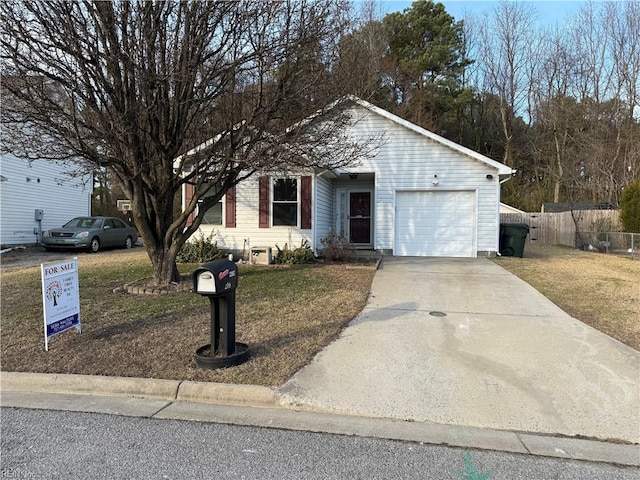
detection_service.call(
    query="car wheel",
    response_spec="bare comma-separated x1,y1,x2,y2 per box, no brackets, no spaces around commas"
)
124,236,133,249
89,237,100,253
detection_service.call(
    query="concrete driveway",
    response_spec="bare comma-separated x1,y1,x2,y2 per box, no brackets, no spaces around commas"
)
278,257,640,444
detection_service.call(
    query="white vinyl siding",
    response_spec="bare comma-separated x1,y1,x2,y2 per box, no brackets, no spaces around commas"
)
195,173,313,253
314,174,333,250
188,102,507,257
0,155,92,246
345,107,501,255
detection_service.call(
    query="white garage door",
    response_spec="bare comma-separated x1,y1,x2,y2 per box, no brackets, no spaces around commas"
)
395,191,476,257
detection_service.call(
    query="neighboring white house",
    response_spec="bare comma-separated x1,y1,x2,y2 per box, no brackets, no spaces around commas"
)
183,98,514,259
0,154,92,246
500,202,525,214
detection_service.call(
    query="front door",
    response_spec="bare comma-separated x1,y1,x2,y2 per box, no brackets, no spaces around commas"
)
349,192,371,244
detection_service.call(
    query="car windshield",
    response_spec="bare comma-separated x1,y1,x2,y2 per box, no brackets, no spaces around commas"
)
63,217,101,228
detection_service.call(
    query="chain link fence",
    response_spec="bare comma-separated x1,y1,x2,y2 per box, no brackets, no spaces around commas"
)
576,231,639,259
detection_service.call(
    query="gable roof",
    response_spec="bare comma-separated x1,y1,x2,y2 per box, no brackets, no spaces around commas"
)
173,95,516,179
349,97,515,178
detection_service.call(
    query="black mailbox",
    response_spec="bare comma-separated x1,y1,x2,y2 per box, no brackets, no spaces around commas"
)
192,259,238,295
191,259,249,369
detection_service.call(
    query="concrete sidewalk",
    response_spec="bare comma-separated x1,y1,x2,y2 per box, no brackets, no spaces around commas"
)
277,257,640,444
3,388,639,467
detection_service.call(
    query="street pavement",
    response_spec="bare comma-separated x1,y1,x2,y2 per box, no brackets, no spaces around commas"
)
2,407,638,479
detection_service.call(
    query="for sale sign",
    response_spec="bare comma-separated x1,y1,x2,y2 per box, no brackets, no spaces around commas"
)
41,258,81,350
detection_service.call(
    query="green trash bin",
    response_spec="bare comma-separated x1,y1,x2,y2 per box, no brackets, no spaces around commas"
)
500,223,529,257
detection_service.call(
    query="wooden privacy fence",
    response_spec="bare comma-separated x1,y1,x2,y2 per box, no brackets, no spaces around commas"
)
500,210,621,247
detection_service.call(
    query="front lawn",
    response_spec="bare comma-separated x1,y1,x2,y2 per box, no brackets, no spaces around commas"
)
493,244,639,351
1,251,376,386
3,243,636,388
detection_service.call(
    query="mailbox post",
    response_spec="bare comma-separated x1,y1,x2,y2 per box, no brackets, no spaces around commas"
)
192,259,249,369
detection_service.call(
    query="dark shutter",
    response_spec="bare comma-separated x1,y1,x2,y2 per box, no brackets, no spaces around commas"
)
259,176,269,228
185,183,195,226
301,175,312,230
225,186,236,228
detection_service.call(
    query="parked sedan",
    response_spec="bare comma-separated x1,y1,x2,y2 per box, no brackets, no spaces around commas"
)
42,216,137,253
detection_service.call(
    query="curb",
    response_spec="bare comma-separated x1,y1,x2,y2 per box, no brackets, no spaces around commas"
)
176,380,277,406
2,371,638,468
0,371,180,400
0,371,278,407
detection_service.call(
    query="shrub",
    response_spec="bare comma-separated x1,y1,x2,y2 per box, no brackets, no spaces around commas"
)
177,233,226,263
273,240,315,264
320,231,354,262
591,215,616,233
620,180,640,233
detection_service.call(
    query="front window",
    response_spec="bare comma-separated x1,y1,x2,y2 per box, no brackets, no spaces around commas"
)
200,196,223,225
272,178,298,226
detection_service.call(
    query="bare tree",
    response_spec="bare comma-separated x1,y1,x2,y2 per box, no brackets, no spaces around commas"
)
1,0,374,285
477,0,536,168
524,1,640,210
565,1,639,205
605,0,640,197
529,26,579,204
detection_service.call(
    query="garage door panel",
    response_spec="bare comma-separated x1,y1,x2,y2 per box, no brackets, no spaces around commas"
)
396,226,474,241
397,213,465,226
395,191,475,257
399,213,463,224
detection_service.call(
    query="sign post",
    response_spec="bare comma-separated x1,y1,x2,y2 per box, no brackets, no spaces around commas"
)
41,258,81,351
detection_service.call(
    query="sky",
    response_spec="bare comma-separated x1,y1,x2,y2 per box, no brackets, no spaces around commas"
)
378,0,593,26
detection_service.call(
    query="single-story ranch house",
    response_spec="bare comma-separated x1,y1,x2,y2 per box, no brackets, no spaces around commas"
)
183,98,514,259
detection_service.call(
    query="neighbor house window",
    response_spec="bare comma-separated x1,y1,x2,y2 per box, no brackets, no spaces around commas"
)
272,178,298,226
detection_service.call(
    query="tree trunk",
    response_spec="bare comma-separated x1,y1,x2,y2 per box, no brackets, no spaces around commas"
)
500,103,514,168
149,246,182,285
553,130,564,203
126,178,184,287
